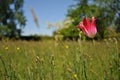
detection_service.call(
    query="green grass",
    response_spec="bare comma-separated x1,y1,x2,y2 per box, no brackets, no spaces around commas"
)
0,38,120,80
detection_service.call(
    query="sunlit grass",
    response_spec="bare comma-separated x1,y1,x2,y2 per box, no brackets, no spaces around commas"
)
0,39,120,80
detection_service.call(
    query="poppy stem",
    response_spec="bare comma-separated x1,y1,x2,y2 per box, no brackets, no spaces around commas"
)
92,39,95,45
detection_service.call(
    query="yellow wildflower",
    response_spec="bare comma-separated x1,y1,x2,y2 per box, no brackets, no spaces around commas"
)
16,47,20,50
73,74,77,78
5,47,9,50
65,45,69,49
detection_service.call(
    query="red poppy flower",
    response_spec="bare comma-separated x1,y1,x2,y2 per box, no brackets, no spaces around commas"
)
77,16,97,38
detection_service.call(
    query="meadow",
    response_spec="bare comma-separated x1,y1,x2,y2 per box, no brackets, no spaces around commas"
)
0,38,120,80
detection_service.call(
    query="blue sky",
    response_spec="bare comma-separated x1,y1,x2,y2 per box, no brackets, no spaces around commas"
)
22,0,75,36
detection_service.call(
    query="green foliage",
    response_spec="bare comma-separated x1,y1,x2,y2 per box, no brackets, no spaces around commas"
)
0,0,26,38
93,0,120,38
55,25,79,40
64,0,120,39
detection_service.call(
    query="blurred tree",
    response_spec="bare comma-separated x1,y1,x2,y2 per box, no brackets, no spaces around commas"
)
0,0,26,39
93,0,120,37
60,0,100,39
64,0,120,39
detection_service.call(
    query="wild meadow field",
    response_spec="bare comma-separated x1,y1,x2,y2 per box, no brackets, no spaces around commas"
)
0,38,120,80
